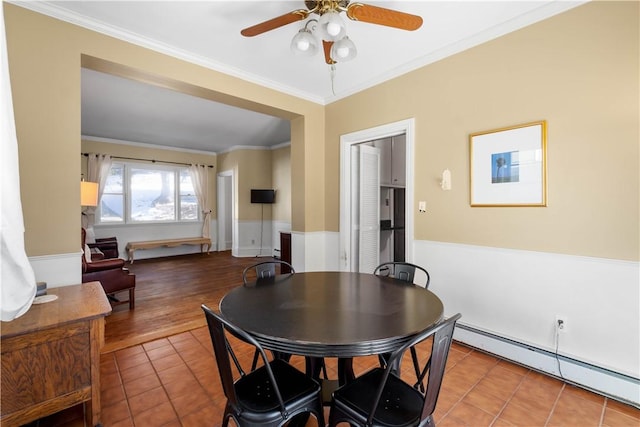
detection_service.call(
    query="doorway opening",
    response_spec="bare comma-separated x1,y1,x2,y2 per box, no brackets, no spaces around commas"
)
217,170,235,253
339,119,415,272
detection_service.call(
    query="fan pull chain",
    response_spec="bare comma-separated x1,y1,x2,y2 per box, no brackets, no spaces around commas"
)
330,64,336,95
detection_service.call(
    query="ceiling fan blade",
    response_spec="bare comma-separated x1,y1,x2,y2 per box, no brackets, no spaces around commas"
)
241,9,310,37
346,3,423,31
322,40,336,64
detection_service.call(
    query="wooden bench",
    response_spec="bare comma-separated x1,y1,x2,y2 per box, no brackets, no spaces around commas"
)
126,237,211,263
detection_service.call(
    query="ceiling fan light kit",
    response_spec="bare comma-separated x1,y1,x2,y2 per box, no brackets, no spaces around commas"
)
243,0,423,66
317,10,347,41
291,20,319,56
330,36,357,62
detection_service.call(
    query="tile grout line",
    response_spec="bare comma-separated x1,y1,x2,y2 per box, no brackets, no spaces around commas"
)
598,397,608,427
111,350,139,426
164,330,217,422
148,336,198,425
488,366,530,427
439,349,500,423
543,380,565,426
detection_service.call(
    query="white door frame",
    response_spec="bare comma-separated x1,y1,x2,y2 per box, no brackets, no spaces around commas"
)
339,118,415,272
217,170,235,253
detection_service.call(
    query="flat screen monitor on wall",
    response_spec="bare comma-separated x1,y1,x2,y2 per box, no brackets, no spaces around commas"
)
251,189,275,204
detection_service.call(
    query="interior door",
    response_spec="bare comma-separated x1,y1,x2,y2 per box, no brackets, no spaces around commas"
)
357,144,380,273
350,145,360,271
217,172,232,251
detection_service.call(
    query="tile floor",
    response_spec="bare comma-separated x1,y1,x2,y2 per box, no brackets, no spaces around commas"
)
33,326,640,426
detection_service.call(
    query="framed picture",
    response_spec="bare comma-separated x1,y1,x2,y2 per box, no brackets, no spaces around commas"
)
470,121,547,207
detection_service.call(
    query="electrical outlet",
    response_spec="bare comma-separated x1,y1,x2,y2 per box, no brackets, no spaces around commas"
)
555,315,568,333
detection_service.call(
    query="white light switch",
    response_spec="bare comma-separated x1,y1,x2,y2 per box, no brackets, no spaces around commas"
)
419,201,426,212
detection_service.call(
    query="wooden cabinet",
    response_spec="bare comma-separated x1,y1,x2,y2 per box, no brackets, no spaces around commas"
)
1,282,111,427
280,232,292,274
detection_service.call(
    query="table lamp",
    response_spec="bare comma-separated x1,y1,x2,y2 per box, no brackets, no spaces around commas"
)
81,181,99,233
80,181,98,207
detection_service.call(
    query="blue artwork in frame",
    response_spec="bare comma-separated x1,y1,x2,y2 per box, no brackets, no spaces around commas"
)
469,120,547,206
491,151,520,184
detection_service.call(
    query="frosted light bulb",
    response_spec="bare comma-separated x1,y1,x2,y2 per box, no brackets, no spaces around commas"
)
326,22,341,37
318,11,346,41
290,27,318,56
297,40,310,51
335,46,349,58
330,36,357,62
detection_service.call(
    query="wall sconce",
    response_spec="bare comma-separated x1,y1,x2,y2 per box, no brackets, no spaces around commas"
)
80,181,99,207
440,169,452,191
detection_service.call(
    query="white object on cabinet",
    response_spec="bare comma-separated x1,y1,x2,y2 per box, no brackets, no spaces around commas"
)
391,134,406,186
373,138,392,186
373,135,405,187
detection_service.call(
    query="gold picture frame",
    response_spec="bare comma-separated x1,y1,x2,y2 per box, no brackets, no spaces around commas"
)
469,121,547,207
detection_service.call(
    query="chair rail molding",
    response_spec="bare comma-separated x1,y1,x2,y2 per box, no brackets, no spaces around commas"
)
28,252,81,287
413,239,640,406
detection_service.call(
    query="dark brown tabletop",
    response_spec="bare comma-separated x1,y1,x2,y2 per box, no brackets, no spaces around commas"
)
219,271,444,358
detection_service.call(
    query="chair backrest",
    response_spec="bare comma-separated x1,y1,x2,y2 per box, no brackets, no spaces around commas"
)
369,313,461,425
242,260,295,285
201,304,287,413
373,261,430,288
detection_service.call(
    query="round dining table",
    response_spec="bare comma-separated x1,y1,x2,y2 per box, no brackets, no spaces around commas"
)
219,271,444,382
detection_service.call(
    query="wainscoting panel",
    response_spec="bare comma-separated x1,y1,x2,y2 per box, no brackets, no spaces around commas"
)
291,231,340,272
94,222,208,261
413,240,639,405
29,252,81,287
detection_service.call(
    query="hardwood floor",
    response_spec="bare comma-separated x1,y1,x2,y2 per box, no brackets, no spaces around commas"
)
103,251,272,353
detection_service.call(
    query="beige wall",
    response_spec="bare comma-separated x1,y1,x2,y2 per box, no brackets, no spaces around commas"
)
325,1,639,261
272,145,292,223
217,146,291,224
217,148,274,221
5,3,325,257
5,2,638,261
291,114,327,232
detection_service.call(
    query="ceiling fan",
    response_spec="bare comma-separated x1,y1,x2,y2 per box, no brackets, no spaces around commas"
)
241,1,423,64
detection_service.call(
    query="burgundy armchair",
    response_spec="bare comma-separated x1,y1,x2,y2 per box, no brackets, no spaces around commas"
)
82,228,135,309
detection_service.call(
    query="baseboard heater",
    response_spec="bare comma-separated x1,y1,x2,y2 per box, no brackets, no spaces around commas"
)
453,322,640,408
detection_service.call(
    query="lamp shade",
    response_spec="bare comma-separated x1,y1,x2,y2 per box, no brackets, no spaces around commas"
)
291,28,318,56
330,36,357,62
81,181,99,207
317,11,346,41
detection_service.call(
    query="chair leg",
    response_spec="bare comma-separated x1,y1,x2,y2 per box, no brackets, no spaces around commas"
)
221,404,233,427
321,358,329,379
251,349,260,371
129,288,135,310
411,346,431,393
410,346,425,393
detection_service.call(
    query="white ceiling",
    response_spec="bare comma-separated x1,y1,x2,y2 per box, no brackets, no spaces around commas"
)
15,1,585,153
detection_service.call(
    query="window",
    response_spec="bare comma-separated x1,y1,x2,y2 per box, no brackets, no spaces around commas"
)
98,162,199,224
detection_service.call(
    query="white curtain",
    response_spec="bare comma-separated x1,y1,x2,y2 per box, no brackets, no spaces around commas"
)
1,5,36,321
189,164,211,238
85,153,112,232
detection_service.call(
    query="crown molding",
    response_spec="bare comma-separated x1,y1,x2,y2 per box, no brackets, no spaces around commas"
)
8,1,327,105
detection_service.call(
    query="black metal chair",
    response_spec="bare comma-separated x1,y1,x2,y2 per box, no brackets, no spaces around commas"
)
373,262,430,288
242,260,329,381
374,261,431,388
242,260,295,285
243,260,295,371
201,304,325,427
328,314,461,427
